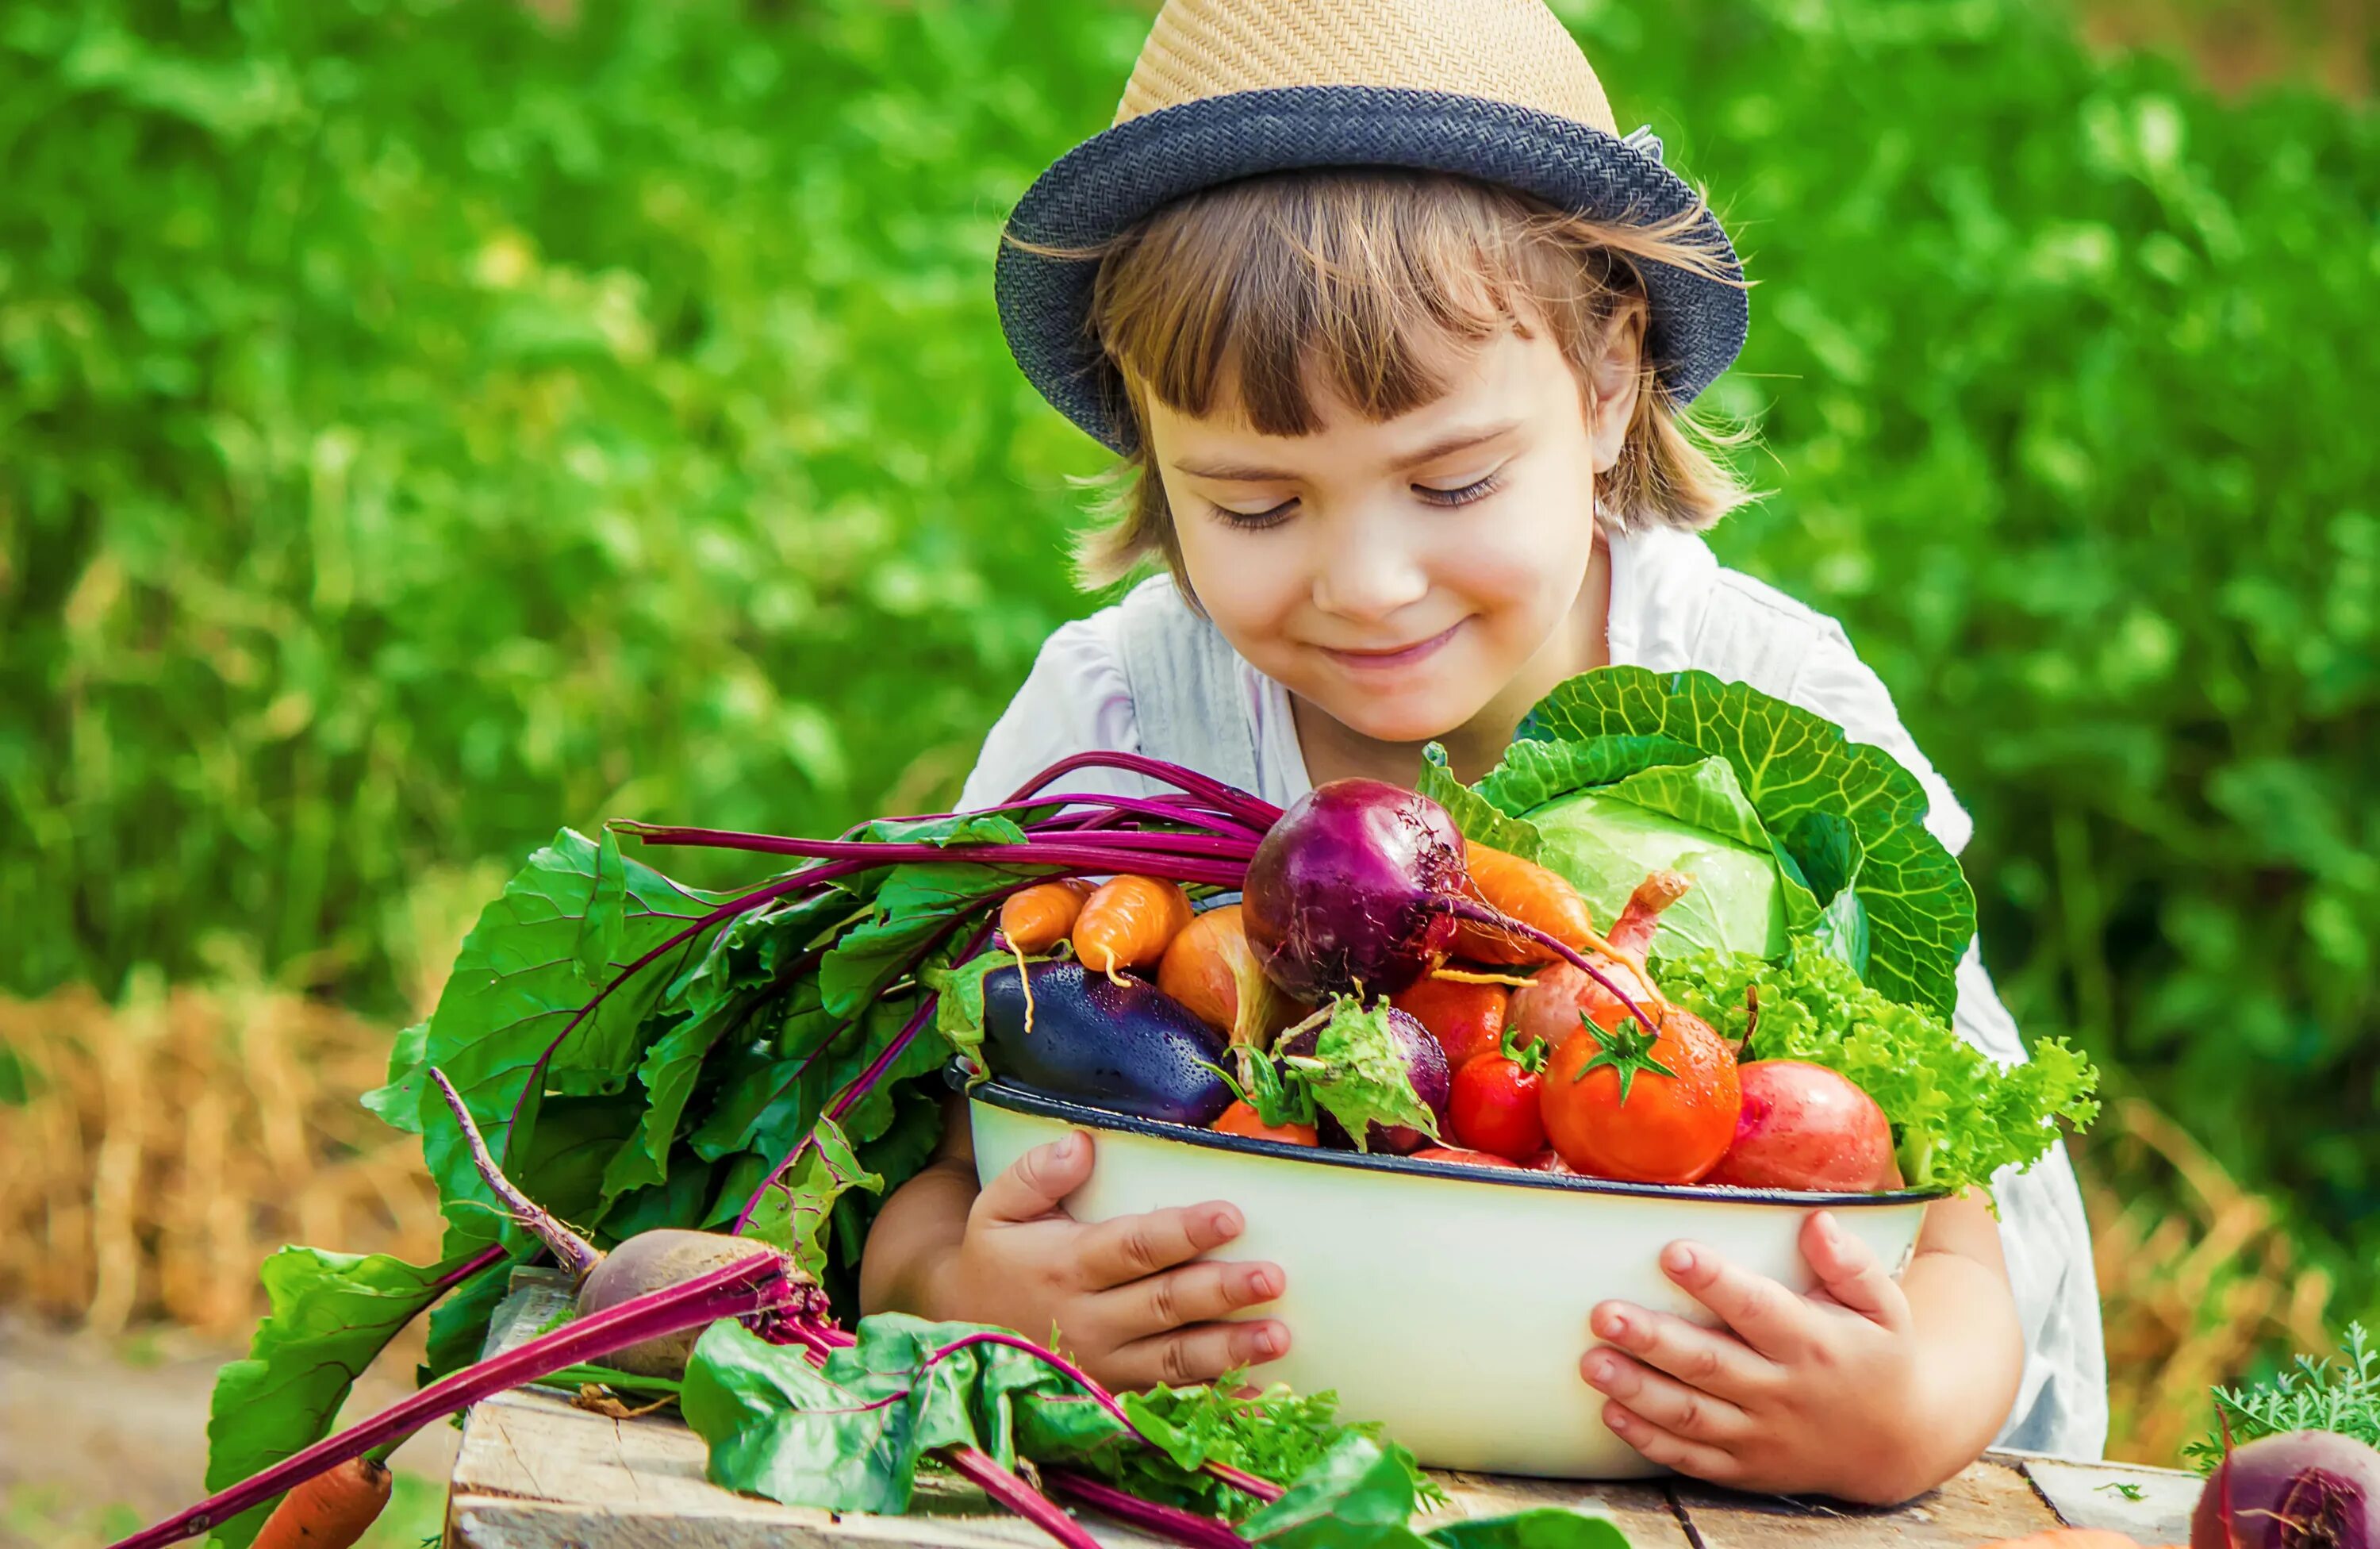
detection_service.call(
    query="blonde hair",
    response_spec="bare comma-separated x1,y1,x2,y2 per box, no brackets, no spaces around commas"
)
1062,168,1756,593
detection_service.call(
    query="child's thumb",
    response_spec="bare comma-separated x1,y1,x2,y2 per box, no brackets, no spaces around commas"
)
977,1130,1095,1224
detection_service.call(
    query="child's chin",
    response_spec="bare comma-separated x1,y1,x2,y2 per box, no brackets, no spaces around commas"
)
1315,690,1474,748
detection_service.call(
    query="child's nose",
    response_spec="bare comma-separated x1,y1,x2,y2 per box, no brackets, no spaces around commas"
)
1309,527,1430,625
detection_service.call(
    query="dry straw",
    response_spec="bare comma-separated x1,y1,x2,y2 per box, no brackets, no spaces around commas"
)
0,978,442,1337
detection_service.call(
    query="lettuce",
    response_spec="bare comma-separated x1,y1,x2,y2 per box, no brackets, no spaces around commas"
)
1656,940,2100,1197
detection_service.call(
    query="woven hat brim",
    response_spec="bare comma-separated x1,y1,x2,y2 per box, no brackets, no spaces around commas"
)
997,85,1749,455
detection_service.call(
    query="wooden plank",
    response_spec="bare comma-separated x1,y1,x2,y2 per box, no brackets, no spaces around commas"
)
1436,1472,1691,1547
2013,1452,2198,1545
1672,1456,2063,1547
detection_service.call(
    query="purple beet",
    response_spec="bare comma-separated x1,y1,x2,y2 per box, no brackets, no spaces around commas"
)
2193,1429,2380,1548
1277,1005,1449,1155
1241,779,1466,1000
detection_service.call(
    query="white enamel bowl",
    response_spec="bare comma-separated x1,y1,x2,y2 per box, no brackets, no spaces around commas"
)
969,1081,1937,1480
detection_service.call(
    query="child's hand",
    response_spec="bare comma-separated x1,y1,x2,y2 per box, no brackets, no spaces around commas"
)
1580,1211,1944,1504
934,1129,1289,1390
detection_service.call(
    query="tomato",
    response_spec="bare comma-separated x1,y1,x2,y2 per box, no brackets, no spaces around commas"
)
1408,1145,1526,1170
1540,1005,1741,1185
1211,1099,1319,1147
1390,974,1511,1067
1447,1031,1548,1160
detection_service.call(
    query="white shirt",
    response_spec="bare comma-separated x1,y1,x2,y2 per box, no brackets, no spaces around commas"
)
958,521,2109,1460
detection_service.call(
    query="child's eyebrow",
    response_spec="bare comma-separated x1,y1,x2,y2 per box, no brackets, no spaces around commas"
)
1172,421,1522,483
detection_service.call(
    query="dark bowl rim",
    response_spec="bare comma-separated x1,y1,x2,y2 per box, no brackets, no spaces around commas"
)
966,1079,1948,1209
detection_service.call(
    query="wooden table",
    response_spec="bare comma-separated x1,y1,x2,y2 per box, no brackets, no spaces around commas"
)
447,1272,2200,1548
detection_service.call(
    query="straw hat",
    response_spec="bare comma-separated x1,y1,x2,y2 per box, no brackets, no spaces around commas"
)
996,0,1749,454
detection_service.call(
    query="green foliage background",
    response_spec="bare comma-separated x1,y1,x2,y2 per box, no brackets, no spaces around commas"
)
2,0,2373,1313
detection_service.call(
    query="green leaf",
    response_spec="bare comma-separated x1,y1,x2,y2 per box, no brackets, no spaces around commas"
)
1426,1510,1634,1549
1514,668,1974,1016
1239,1432,1426,1549
416,830,736,1257
202,1247,474,1548
922,950,1008,1065
741,1113,885,1279
575,826,631,995
359,1020,428,1134
1418,744,1544,859
820,862,1024,1018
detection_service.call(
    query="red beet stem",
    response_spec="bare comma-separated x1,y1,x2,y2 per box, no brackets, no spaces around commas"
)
1004,752,1284,830
1441,899,1660,1035
1043,1468,1250,1549
944,1446,1102,1549
615,826,1248,886
108,1253,798,1549
429,1067,604,1282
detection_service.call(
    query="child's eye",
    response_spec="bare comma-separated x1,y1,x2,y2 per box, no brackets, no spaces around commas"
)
1415,472,1505,508
1209,498,1298,531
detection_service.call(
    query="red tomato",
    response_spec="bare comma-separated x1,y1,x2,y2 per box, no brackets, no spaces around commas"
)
1539,1005,1741,1185
1211,1099,1319,1147
1407,1145,1526,1170
1390,974,1510,1067
1448,1038,1547,1161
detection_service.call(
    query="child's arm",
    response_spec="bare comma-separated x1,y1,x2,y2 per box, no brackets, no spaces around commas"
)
1579,1193,2023,1505
858,1098,1291,1389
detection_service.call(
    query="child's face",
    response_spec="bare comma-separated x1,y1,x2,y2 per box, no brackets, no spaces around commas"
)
1146,318,1636,747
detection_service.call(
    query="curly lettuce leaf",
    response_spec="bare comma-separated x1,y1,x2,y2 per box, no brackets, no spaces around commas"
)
1508,667,1974,1016
1657,940,2099,1197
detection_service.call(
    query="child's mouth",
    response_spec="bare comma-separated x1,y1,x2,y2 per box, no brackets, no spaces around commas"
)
1320,620,1465,674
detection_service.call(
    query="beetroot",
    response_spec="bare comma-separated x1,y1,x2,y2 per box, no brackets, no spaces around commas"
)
2194,1429,2380,1548
1242,779,1467,999
1276,1004,1450,1155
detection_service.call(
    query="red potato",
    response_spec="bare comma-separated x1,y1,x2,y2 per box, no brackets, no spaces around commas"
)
1703,1060,1900,1193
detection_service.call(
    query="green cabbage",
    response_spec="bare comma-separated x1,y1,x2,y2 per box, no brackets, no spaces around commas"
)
1526,786,1789,962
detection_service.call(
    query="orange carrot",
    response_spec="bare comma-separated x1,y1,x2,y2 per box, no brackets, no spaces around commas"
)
252,1455,390,1549
1452,840,1600,964
998,878,1095,955
1211,1100,1319,1146
1070,874,1192,977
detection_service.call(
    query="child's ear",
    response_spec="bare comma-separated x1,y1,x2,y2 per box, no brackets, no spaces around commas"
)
1583,301,1648,475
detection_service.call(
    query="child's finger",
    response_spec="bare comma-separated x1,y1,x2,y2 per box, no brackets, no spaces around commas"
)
1587,1301,1777,1402
1073,1200,1243,1289
1580,1347,1753,1444
1801,1212,1907,1328
1107,1317,1289,1389
1656,1240,1814,1363
1600,1401,1742,1486
1095,1258,1284,1341
973,1130,1096,1224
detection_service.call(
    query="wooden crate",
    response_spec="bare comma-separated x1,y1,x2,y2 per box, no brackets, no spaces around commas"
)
447,1273,2200,1548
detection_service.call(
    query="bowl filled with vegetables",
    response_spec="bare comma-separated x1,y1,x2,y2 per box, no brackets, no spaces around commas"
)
957,668,2100,1479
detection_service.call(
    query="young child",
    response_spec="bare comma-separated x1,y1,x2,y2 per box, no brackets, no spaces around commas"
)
858,0,2106,1501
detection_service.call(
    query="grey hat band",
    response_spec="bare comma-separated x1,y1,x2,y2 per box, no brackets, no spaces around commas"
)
996,84,1749,454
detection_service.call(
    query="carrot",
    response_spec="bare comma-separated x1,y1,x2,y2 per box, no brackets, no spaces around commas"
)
999,878,1095,955
252,1455,390,1549
1070,874,1192,978
1211,1100,1319,1146
1452,840,1600,964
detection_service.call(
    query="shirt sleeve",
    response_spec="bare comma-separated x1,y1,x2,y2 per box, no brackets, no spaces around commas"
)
1786,618,2109,1458
955,609,1158,813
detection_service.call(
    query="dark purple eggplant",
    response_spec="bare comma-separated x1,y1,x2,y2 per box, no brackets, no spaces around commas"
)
1276,1005,1449,1155
981,961,1234,1126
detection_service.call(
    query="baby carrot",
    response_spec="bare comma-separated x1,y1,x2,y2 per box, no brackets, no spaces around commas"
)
998,878,1095,955
1071,874,1192,977
251,1455,390,1549
1452,840,1601,963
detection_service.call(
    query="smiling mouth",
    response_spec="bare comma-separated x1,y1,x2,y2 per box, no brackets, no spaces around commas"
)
1321,621,1465,671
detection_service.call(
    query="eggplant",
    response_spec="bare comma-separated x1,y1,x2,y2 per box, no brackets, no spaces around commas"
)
1276,1005,1450,1155
981,961,1234,1126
